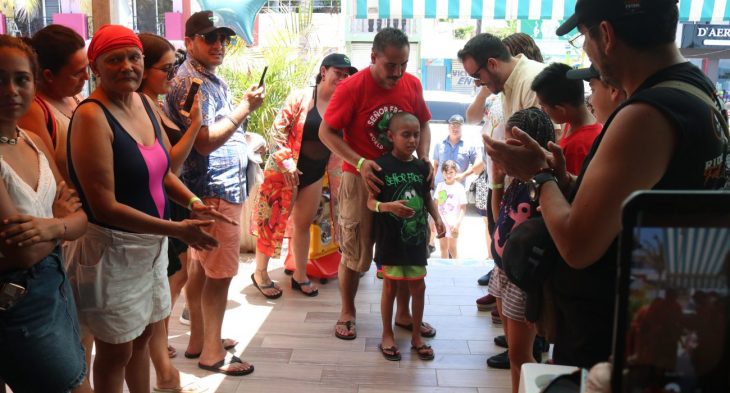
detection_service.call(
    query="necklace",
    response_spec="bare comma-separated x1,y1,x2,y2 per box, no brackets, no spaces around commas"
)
0,128,21,145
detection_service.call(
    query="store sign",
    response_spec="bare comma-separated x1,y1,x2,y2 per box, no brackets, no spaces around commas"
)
681,24,730,48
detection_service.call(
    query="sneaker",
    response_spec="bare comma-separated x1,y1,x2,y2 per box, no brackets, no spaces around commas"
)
477,271,492,286
179,306,190,326
376,269,383,279
494,335,507,348
491,309,502,325
486,349,542,370
476,294,496,311
428,244,436,254
486,350,509,369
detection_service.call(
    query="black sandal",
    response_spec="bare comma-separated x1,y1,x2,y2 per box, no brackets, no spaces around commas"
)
291,277,319,297
250,273,282,299
379,344,401,361
334,320,356,340
411,344,435,361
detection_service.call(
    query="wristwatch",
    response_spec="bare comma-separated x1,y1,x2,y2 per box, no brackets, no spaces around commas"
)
528,169,558,202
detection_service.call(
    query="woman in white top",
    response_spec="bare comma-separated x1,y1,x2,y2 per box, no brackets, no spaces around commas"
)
0,35,90,393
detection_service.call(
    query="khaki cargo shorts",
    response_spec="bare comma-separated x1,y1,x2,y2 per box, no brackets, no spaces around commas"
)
338,172,374,273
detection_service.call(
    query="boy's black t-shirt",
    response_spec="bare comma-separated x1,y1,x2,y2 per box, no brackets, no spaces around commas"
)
373,154,431,266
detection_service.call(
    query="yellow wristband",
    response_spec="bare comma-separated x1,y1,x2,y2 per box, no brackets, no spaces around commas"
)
489,183,504,189
356,157,366,172
187,196,202,210
375,201,381,213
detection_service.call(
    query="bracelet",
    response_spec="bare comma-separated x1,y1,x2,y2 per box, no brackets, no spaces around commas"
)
375,201,381,213
187,196,202,210
225,115,240,128
489,183,504,189
356,157,366,172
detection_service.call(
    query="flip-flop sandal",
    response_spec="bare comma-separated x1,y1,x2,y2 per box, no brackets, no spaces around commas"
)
379,344,402,361
394,321,437,338
184,339,239,359
168,345,177,358
334,320,357,340
291,278,319,297
411,344,435,361
198,354,254,376
250,273,282,299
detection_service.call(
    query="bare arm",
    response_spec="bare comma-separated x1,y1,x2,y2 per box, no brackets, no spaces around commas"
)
167,95,202,175
18,101,55,153
425,188,446,237
194,85,264,156
466,86,490,125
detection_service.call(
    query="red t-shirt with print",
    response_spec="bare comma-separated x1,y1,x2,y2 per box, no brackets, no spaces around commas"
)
324,67,431,174
560,122,603,175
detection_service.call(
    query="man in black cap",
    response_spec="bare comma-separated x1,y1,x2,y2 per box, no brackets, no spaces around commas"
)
165,10,264,376
566,65,626,124
485,0,728,369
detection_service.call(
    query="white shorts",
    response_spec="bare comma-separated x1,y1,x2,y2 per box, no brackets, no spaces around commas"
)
65,223,170,344
488,266,527,322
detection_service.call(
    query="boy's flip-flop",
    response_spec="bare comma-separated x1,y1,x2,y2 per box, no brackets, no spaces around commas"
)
411,344,435,361
198,354,254,376
250,273,282,299
379,344,402,361
183,338,239,359
334,320,356,340
395,321,437,338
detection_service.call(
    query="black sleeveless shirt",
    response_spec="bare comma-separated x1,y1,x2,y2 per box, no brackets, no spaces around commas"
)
551,62,728,368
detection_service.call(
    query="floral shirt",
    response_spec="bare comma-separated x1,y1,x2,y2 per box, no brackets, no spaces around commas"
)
165,58,248,204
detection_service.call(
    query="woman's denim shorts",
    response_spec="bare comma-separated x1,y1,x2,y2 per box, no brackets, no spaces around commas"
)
0,249,86,392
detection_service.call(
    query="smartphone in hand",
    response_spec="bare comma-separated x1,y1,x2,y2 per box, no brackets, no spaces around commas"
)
180,78,202,117
258,66,268,88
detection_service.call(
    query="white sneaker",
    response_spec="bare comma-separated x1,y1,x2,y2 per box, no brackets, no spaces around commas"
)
179,307,190,326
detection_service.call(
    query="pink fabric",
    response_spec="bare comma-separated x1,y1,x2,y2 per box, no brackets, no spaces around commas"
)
137,140,168,219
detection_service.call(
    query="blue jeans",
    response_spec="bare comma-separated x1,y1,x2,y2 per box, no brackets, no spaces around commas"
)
0,249,86,392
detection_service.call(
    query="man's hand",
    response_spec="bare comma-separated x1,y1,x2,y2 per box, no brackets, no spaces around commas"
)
383,200,415,218
239,85,265,114
176,219,218,250
546,141,571,191
191,202,239,226
484,126,549,181
360,159,384,194
53,181,82,218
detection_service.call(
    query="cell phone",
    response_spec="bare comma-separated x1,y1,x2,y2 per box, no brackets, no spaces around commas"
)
258,66,268,88
612,190,730,393
0,282,27,311
180,78,202,117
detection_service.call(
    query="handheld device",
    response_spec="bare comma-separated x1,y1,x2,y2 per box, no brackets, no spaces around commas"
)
0,282,27,311
180,78,202,117
258,66,268,88
613,190,730,393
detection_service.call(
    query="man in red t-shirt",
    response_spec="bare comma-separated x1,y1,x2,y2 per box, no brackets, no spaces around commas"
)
320,27,433,342
531,62,602,175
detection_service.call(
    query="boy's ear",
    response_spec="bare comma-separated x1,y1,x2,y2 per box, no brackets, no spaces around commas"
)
387,129,394,142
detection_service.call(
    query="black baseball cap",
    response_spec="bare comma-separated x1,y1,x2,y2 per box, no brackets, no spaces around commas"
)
566,65,600,82
185,10,235,38
556,0,678,36
321,53,358,75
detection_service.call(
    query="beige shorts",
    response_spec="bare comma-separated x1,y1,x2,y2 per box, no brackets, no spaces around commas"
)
189,198,242,279
338,172,374,273
65,223,170,344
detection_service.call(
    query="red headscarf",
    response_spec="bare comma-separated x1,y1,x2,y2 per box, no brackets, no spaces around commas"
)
87,24,143,63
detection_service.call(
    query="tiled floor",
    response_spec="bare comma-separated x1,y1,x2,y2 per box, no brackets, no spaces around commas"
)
162,254,509,393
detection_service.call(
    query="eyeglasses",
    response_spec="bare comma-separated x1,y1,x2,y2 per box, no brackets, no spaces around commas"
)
568,26,597,49
196,32,234,47
152,64,176,80
469,65,484,80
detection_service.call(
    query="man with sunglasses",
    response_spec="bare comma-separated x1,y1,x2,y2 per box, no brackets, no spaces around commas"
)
165,10,264,376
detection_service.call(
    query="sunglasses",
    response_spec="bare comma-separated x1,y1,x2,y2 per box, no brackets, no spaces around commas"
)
469,65,484,80
152,64,176,81
196,32,234,47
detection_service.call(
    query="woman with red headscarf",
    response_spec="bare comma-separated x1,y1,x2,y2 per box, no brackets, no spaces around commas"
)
65,25,230,392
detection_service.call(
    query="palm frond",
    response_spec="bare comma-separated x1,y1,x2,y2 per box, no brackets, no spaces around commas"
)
13,0,41,24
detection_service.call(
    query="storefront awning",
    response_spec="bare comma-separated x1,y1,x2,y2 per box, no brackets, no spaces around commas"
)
354,0,730,22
